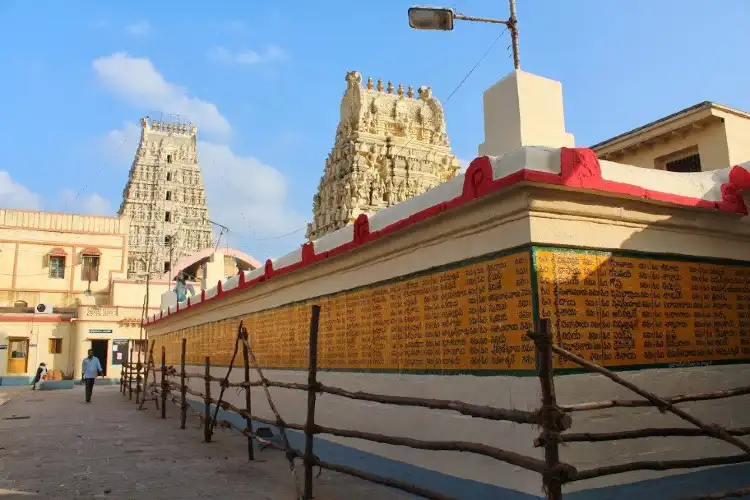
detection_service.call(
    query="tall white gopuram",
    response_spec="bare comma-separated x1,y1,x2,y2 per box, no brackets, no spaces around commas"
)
118,117,214,279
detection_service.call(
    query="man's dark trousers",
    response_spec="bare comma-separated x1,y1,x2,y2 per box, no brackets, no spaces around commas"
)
84,378,96,402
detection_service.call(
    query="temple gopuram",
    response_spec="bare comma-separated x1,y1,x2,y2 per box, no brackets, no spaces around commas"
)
306,71,461,240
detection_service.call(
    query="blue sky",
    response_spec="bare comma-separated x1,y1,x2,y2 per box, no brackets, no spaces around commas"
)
0,0,748,260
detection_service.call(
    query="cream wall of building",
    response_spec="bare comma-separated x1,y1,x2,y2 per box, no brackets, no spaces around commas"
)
0,209,162,379
0,209,252,379
111,280,174,310
147,183,750,496
607,119,728,171
593,105,750,171
0,308,150,380
0,209,130,307
723,112,750,166
0,318,74,376
72,305,146,379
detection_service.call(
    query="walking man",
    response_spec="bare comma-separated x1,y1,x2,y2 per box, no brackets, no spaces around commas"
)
81,349,103,403
31,362,47,390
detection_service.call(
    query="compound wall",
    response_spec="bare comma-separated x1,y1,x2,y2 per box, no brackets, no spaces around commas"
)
146,147,750,499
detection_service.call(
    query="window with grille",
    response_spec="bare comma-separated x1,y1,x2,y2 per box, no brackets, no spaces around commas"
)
166,172,172,181
133,340,148,352
81,255,100,282
166,191,172,201
665,153,702,173
49,256,65,279
49,338,63,354
165,211,172,222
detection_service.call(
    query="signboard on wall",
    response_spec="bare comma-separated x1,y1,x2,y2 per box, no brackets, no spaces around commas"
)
112,339,129,366
89,329,114,335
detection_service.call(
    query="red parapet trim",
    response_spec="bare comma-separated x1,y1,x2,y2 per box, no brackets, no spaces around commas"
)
145,148,750,326
238,271,246,287
717,165,750,215
560,147,749,215
0,315,72,323
353,213,371,245
462,156,495,199
560,147,601,188
301,242,315,264
730,164,750,189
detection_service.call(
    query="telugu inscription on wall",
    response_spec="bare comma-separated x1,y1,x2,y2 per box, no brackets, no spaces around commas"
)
152,247,750,373
536,249,750,369
154,251,535,372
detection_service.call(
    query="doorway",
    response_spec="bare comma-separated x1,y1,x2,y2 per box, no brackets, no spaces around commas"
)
90,339,108,376
7,338,29,374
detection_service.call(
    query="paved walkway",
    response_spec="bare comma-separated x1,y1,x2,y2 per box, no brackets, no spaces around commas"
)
0,385,411,499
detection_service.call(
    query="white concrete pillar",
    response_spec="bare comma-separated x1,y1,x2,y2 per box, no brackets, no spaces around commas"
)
478,70,575,157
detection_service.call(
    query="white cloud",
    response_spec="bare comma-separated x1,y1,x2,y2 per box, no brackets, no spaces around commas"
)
209,45,287,66
198,141,308,251
92,53,231,137
0,171,114,216
59,190,114,215
126,21,152,36
97,54,307,259
0,171,42,210
101,122,140,165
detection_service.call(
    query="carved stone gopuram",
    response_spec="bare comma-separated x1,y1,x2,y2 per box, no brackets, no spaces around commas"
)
305,71,460,241
119,117,214,279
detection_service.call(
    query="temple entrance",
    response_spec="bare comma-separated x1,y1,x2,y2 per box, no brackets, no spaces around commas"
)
7,338,29,374
90,339,108,376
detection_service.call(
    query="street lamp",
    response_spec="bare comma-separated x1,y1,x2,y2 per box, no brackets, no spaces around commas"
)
407,6,455,31
407,2,520,69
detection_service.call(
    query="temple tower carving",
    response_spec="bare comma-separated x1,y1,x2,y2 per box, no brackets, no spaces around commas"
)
306,71,460,241
119,117,214,279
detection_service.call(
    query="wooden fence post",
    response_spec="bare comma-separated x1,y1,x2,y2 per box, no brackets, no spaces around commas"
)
529,318,563,500
161,345,167,419
138,341,152,408
128,344,135,400
241,328,254,461
135,358,143,405
180,338,187,430
304,305,321,500
204,356,212,443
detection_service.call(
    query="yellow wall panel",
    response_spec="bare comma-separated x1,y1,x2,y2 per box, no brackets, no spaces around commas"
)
152,250,535,373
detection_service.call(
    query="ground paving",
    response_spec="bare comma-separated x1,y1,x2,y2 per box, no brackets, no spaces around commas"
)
0,385,412,499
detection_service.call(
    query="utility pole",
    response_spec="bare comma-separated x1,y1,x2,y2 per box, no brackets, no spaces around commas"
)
138,251,152,347
508,0,520,70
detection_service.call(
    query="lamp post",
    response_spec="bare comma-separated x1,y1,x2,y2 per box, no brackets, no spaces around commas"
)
407,1,520,69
